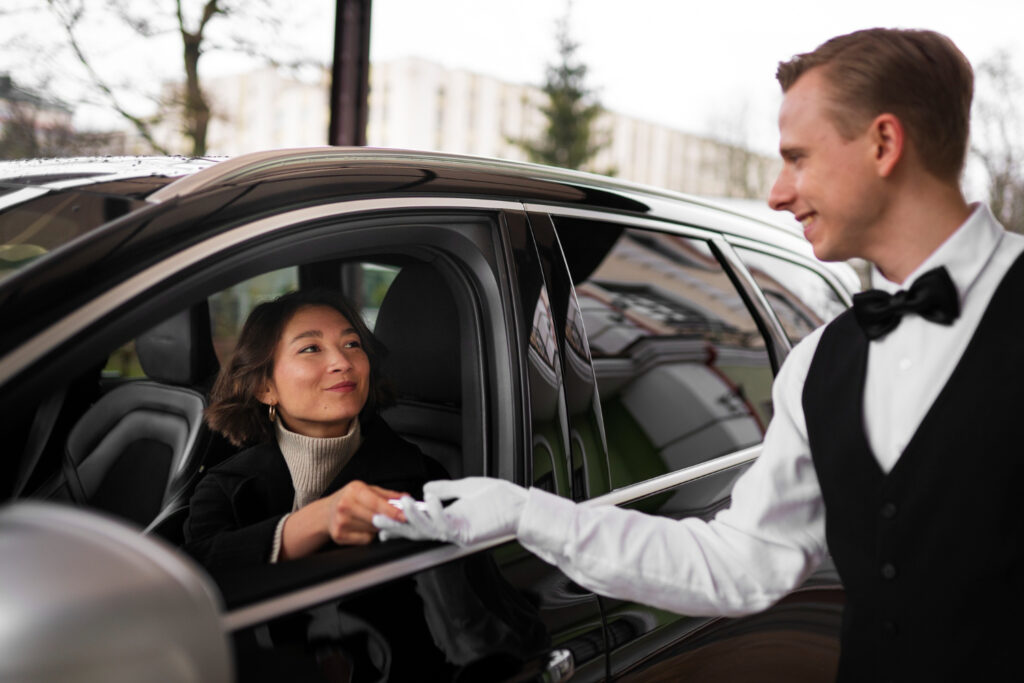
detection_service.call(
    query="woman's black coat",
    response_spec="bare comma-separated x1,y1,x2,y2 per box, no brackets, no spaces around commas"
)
182,416,447,570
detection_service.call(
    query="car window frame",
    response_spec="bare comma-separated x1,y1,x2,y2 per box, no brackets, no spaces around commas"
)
214,202,784,632
728,243,851,346
0,198,524,613
1,192,854,648
533,205,782,484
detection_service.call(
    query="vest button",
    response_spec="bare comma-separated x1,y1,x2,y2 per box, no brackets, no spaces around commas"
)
881,562,897,579
882,619,898,636
880,502,897,519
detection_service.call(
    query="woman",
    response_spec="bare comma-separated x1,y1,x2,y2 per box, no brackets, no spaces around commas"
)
183,288,446,570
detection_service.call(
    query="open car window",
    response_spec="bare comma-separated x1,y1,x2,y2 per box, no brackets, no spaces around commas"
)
5,208,507,613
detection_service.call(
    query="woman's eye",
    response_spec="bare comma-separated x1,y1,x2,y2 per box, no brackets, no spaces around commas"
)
298,344,321,354
344,339,362,349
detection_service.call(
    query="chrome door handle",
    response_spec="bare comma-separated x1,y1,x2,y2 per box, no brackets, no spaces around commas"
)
538,648,574,682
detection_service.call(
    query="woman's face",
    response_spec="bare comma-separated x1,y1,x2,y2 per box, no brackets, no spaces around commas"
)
261,305,371,438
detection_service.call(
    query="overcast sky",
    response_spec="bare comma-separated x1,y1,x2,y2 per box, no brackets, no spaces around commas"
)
6,0,1023,167
369,0,1024,154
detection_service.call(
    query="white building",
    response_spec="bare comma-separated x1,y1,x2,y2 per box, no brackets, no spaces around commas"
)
199,68,332,154
194,58,779,199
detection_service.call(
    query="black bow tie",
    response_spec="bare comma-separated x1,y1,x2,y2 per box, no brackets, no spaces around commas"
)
852,266,961,341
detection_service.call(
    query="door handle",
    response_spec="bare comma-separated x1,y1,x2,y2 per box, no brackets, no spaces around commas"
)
538,648,574,682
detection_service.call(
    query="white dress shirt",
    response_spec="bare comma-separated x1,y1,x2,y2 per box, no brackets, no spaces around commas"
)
516,204,1024,617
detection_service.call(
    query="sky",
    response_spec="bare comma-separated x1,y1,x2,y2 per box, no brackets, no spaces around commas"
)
368,0,1024,155
5,0,1024,175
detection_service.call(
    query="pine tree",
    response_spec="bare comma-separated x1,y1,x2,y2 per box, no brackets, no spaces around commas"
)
513,14,609,172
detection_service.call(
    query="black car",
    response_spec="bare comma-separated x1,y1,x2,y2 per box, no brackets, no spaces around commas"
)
0,148,858,682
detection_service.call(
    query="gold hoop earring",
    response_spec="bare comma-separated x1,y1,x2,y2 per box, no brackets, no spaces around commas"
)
268,404,277,423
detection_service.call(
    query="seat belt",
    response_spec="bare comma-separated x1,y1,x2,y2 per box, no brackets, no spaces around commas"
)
13,385,68,498
61,446,88,505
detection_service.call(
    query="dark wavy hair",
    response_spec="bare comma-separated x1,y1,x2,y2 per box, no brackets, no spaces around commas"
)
205,289,392,447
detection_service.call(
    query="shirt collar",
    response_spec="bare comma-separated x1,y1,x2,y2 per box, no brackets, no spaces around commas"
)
869,203,1005,299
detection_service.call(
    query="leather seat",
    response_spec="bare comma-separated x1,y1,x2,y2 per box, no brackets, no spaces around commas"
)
55,303,221,536
374,264,464,478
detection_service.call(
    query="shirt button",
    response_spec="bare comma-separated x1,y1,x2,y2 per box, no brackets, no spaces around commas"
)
882,620,898,636
880,502,897,519
898,358,913,371
881,563,897,580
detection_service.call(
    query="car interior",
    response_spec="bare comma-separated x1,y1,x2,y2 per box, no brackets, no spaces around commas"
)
39,301,225,539
11,251,482,562
374,262,464,480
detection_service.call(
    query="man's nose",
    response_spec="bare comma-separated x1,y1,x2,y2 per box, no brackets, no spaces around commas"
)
768,169,794,212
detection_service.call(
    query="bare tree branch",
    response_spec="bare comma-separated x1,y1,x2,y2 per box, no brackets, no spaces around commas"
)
12,0,325,157
972,51,1024,233
45,0,169,154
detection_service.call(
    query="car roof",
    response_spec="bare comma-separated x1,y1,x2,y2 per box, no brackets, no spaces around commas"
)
0,147,860,311
0,155,221,191
0,147,797,243
140,147,856,290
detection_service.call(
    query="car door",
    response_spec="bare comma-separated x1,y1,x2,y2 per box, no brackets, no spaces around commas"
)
175,203,611,682
0,184,611,681
545,211,848,681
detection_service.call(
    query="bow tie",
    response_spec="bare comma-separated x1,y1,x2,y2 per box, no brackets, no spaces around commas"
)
852,266,961,341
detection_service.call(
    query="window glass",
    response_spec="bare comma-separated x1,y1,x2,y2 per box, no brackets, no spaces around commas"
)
527,286,567,495
555,217,773,489
102,340,143,379
735,248,847,346
100,262,398,380
102,266,301,379
208,267,299,367
360,262,399,329
0,190,139,281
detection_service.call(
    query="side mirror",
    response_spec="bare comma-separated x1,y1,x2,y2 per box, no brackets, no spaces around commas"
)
0,501,233,682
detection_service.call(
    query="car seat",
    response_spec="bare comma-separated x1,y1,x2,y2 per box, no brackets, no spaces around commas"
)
373,263,464,478
52,303,222,535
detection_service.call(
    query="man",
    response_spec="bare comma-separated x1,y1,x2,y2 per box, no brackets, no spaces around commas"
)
377,28,1024,680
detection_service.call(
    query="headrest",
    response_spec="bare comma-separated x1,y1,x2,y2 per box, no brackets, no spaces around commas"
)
374,264,460,405
135,302,220,386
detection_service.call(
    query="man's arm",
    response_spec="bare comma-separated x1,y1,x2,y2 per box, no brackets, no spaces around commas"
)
380,329,830,618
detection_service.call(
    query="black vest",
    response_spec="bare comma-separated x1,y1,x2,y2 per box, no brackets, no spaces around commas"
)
803,253,1024,682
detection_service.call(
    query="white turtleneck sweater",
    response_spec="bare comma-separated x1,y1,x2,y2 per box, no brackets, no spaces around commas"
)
269,418,362,562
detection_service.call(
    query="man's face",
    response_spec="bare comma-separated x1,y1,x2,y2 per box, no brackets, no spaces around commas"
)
768,68,886,262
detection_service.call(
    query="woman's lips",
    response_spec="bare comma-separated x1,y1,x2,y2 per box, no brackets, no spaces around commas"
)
326,381,356,393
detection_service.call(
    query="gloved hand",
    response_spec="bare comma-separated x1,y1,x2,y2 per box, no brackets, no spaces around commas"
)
373,477,528,546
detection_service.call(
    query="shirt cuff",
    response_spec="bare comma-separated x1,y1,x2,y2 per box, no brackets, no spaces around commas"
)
517,487,576,566
269,513,291,563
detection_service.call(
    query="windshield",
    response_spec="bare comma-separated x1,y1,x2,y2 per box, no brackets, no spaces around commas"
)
0,185,150,281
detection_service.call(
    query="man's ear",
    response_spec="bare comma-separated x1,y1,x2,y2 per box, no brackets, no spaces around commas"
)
869,113,905,178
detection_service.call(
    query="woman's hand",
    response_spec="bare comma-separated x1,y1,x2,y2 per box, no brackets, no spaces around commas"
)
324,481,406,545
375,478,527,546
279,481,407,560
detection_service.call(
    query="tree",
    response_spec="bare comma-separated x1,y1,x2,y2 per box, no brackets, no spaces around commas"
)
0,73,122,158
511,12,609,172
971,50,1024,234
2,0,325,156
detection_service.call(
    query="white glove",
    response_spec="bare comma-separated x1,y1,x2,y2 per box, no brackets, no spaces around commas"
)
373,478,528,546
374,496,438,542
